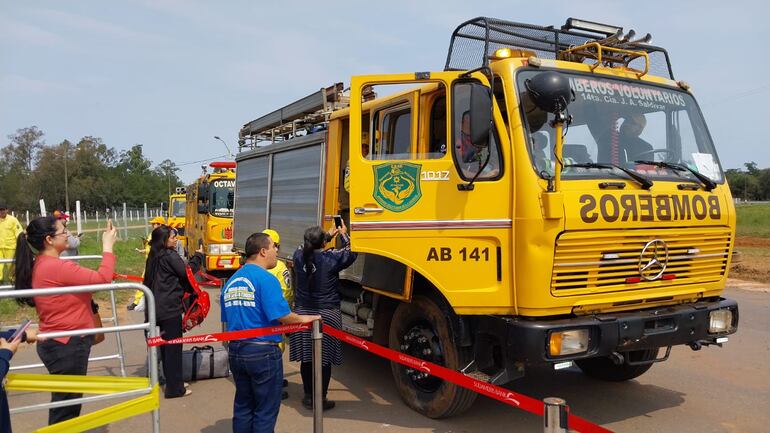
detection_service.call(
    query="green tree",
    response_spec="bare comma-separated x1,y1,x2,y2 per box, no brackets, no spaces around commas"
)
0,126,45,209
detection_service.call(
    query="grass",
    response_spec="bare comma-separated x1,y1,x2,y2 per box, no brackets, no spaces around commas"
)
0,228,150,323
735,204,770,238
731,204,770,283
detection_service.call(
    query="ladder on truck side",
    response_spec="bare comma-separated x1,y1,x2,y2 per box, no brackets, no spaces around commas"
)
238,82,349,150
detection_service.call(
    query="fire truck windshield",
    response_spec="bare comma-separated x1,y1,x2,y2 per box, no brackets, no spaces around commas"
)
208,179,234,218
517,70,724,184
171,200,185,217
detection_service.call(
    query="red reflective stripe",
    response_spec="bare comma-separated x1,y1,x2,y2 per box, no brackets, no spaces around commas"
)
146,322,310,347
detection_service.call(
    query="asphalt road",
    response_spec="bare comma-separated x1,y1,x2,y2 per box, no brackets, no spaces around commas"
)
7,283,769,433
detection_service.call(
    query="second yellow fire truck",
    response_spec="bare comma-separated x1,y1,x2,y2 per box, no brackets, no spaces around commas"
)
185,161,240,272
167,188,187,254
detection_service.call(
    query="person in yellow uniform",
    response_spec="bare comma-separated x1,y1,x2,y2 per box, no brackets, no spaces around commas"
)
262,229,293,400
128,216,166,311
0,204,24,284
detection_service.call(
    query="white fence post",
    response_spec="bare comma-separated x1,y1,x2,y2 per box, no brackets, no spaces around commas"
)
144,203,149,237
39,199,46,217
75,200,82,235
122,203,128,239
25,210,29,226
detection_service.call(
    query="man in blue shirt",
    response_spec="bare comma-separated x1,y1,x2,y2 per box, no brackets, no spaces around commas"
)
222,232,319,433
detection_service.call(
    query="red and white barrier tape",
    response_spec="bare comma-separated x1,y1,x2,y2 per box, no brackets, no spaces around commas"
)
114,271,220,287
113,273,144,283
324,326,613,433
146,323,310,347
144,322,611,432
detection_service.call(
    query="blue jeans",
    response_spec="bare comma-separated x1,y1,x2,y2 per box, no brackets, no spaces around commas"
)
228,341,283,433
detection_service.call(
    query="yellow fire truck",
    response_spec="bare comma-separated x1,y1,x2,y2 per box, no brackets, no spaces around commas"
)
167,188,187,253
234,17,738,418
185,162,240,272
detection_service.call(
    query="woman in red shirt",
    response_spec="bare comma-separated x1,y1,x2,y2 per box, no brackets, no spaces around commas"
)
13,216,118,425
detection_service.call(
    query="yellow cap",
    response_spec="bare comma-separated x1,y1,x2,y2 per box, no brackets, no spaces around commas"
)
149,216,166,225
262,229,280,245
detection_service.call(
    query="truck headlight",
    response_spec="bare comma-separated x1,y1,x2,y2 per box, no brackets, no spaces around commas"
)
549,329,589,357
709,310,733,334
208,244,234,255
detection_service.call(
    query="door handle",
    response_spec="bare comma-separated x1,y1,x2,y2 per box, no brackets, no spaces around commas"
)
354,207,384,215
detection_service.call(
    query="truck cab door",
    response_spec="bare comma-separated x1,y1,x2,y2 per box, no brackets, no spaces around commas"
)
348,73,514,308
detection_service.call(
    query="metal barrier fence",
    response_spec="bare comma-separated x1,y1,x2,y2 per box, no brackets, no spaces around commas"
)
0,282,160,433
0,255,127,376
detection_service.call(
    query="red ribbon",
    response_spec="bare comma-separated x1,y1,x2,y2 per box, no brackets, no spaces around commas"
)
146,323,310,347
143,321,611,432
113,273,144,283
324,326,613,433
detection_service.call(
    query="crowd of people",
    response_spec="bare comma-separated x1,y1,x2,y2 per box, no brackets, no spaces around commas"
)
1,204,357,433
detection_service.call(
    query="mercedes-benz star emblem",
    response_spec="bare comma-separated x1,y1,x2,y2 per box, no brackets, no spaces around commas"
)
638,239,668,281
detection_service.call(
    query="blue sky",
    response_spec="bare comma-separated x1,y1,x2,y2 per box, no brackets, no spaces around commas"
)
1,0,768,183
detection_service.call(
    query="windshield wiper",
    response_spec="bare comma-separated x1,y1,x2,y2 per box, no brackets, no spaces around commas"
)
633,160,716,192
564,162,653,190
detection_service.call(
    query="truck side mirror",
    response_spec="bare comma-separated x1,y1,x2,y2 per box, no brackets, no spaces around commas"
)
469,83,492,147
197,184,208,214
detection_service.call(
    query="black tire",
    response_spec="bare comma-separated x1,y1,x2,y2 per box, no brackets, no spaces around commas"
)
575,348,659,382
388,295,477,418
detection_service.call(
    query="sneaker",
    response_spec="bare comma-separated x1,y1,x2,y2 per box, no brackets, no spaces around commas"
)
282,379,288,388
282,390,289,400
135,297,146,312
322,399,336,411
302,395,312,410
126,303,136,311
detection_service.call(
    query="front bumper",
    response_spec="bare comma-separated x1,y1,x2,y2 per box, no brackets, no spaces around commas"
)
206,254,241,271
479,297,738,366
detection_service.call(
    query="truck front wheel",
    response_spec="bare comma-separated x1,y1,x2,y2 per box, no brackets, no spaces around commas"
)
388,295,477,418
575,348,659,381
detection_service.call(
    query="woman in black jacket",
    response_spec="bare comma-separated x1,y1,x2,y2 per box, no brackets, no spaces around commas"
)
290,223,357,410
143,225,203,398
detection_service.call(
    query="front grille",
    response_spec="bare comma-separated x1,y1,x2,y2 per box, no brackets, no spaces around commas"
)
551,227,731,296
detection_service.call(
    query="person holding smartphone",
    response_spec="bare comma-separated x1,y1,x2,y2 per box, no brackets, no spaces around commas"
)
1,325,38,433
13,216,118,425
290,220,357,410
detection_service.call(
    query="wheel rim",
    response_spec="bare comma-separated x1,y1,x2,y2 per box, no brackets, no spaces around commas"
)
399,323,444,393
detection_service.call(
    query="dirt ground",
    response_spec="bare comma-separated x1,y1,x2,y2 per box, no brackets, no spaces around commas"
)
731,237,770,284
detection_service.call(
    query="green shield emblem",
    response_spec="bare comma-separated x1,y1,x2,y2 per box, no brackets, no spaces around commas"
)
372,162,422,212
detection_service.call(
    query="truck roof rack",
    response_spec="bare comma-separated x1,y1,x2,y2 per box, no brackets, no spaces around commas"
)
444,17,674,79
238,83,348,150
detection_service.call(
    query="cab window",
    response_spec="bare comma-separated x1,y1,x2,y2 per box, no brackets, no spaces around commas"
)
375,104,411,159
369,83,448,161
428,95,448,159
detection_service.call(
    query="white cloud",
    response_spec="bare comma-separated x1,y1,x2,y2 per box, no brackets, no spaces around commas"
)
32,8,170,45
0,18,73,49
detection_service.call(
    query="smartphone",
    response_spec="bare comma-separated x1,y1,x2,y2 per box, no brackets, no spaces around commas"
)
333,215,343,229
10,319,32,343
